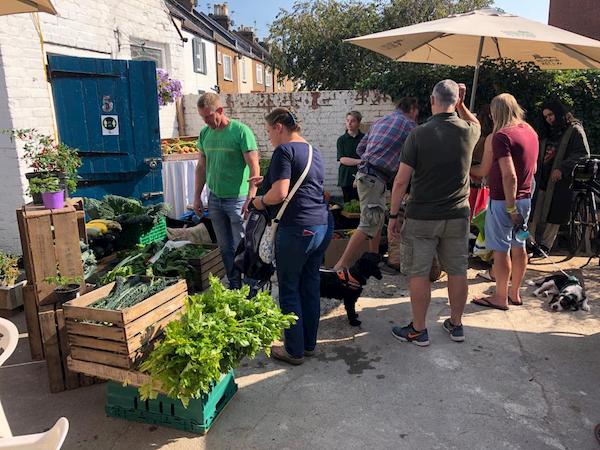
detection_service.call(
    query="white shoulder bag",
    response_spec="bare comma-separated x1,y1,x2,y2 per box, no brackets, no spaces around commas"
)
258,144,313,264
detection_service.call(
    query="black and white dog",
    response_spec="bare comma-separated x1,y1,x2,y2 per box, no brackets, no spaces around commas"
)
320,253,383,326
530,274,590,312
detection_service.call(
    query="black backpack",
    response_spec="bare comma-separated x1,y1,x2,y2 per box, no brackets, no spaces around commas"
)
234,206,275,282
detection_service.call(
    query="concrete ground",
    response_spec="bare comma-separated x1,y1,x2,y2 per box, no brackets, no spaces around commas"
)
1,255,599,449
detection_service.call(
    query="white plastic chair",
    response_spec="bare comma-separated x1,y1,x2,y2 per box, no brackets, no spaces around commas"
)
0,319,69,448
0,317,19,367
0,417,69,449
0,317,19,438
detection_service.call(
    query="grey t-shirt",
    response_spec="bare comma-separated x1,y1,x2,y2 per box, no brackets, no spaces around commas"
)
401,112,480,220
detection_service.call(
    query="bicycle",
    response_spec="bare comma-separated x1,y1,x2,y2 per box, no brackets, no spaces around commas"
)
568,157,600,257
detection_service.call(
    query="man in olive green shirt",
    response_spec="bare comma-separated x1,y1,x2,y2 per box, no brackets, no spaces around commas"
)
388,80,480,346
194,93,259,289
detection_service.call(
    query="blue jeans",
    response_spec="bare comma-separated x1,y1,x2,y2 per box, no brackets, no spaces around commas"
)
275,223,328,358
208,193,245,289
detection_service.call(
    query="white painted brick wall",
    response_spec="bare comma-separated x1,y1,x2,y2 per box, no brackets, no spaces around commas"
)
182,90,396,195
0,0,186,252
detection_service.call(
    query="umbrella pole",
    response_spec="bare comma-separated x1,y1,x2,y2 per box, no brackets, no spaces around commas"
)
469,36,485,111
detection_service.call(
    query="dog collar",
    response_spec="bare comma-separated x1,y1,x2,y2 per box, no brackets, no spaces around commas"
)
336,269,361,290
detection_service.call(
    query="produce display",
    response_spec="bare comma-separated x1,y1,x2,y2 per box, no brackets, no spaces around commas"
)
342,199,361,213
85,195,169,227
90,276,176,310
139,277,297,405
100,242,208,285
85,219,121,238
84,195,169,253
161,139,198,155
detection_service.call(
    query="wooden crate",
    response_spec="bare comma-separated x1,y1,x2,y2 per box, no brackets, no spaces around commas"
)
340,210,361,219
192,244,226,292
16,199,85,360
38,302,96,393
67,356,158,390
0,281,25,318
16,200,84,307
63,280,187,369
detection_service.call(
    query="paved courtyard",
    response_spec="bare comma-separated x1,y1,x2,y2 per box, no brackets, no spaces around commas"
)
1,256,599,449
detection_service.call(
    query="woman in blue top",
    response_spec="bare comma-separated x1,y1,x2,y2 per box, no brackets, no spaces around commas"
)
251,108,330,365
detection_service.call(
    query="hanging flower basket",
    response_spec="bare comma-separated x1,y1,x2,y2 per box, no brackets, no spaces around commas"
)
156,69,183,107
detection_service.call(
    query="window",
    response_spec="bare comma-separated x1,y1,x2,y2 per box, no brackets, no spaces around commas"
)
241,58,247,83
256,64,263,84
130,42,164,68
217,51,222,65
193,38,207,74
223,54,233,81
265,68,272,87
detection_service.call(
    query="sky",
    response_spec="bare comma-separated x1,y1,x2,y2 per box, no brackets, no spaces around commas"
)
196,0,550,40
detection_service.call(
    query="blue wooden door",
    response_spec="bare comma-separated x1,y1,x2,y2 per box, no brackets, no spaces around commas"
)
48,55,163,203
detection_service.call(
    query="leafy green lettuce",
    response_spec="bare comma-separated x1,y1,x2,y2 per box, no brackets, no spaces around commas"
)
139,277,296,406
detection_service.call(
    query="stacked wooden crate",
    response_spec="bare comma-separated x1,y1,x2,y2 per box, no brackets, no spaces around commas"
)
16,199,92,392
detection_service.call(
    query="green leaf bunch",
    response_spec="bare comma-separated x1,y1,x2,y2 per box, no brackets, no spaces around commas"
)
343,199,360,213
0,251,19,287
44,275,82,287
99,242,207,285
28,175,61,195
139,277,297,406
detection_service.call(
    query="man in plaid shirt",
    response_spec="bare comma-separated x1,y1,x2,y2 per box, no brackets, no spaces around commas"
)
334,97,418,270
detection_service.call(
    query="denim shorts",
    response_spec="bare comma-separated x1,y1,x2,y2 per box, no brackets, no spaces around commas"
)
484,198,531,252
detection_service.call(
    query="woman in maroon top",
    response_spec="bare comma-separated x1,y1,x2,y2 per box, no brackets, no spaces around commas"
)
472,94,539,310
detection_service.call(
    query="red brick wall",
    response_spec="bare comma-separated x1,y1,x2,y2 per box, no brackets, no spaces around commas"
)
548,0,600,41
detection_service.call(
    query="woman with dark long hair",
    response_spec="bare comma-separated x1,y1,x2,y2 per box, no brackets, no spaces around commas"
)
529,101,590,255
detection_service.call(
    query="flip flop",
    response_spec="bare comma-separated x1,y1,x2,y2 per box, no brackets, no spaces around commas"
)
508,297,523,306
476,270,495,282
472,297,509,311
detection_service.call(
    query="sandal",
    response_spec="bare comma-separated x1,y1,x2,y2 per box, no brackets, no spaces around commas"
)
472,297,509,311
508,297,523,306
476,270,495,282
271,346,304,365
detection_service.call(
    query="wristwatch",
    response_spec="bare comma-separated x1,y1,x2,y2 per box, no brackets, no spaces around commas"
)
389,212,399,219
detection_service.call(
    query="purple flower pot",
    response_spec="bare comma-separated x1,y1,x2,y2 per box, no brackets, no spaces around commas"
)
41,191,65,209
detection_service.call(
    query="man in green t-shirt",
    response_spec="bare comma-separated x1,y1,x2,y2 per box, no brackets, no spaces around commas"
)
193,93,259,289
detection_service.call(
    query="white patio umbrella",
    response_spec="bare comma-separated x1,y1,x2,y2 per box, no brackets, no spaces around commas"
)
346,8,600,109
0,0,57,16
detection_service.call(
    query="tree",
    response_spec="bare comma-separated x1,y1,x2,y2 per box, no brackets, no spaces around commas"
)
268,0,493,90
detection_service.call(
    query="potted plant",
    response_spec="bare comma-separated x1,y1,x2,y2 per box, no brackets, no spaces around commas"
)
0,251,25,313
156,69,182,107
5,129,81,205
29,176,64,209
44,275,82,303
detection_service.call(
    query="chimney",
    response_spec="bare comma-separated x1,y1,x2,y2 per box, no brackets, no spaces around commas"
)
210,3,231,30
237,26,256,44
174,0,195,11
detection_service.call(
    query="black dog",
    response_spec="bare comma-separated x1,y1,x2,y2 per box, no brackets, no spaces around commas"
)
319,253,383,326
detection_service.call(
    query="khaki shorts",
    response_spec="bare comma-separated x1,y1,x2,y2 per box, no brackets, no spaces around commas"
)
356,172,386,238
401,218,469,277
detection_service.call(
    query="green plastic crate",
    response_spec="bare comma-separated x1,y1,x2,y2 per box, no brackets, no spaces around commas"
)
105,370,237,434
138,217,167,245
117,217,167,249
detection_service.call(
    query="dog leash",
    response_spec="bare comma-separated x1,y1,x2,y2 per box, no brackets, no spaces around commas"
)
529,241,577,280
